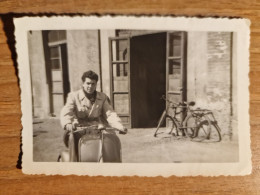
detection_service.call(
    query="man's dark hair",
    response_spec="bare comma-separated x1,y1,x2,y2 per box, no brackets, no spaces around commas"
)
81,70,99,82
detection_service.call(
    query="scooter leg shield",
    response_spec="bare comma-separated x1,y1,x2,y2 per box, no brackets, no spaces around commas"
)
102,134,122,163
78,136,102,162
60,151,70,162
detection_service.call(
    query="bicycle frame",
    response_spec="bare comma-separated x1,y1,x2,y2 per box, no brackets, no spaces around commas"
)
170,103,195,135
154,96,193,137
154,95,222,141
154,95,212,137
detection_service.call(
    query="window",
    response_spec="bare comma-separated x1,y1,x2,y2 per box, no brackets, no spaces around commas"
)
112,39,128,77
166,31,187,109
43,30,69,116
48,30,66,43
47,30,67,70
110,37,130,126
49,46,61,69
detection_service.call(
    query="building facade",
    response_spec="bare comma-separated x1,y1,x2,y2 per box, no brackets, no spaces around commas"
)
28,29,237,139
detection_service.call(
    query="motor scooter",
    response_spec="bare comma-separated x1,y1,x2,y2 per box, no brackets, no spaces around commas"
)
58,124,127,162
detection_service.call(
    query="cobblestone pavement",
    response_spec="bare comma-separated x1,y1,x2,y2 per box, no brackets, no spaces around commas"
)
33,118,239,163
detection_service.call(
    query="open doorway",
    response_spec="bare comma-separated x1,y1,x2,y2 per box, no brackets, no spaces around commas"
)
130,32,167,128
109,31,187,128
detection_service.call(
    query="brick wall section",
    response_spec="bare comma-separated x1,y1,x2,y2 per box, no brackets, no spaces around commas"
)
207,32,232,138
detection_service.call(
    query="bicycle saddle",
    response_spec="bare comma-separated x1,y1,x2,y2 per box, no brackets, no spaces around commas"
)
189,101,195,106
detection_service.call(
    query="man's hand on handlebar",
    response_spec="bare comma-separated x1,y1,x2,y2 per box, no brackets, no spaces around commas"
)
119,127,128,135
65,123,78,132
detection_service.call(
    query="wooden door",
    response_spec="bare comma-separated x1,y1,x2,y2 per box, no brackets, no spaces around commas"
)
42,30,70,117
109,37,131,127
166,32,187,122
49,43,70,116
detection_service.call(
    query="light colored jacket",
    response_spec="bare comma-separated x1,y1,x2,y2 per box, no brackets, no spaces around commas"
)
60,89,124,131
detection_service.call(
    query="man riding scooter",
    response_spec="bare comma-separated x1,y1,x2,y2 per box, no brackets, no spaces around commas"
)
60,70,127,162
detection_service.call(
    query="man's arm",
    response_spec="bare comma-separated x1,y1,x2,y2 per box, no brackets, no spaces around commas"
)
102,96,125,131
60,92,76,130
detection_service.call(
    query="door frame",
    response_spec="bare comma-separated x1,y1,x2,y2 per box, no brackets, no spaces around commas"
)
109,31,187,127
42,30,70,117
166,31,187,122
109,36,132,128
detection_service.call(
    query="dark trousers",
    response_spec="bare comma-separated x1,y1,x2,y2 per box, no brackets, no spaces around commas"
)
63,130,85,161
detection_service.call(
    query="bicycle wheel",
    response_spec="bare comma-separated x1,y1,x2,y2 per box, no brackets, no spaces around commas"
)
184,114,198,138
168,119,179,136
154,110,166,137
207,121,222,142
195,118,221,142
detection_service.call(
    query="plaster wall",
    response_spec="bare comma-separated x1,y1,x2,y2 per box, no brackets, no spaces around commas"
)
100,30,116,97
187,32,233,138
28,31,50,118
66,30,101,92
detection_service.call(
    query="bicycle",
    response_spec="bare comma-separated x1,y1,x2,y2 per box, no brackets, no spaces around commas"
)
154,95,222,142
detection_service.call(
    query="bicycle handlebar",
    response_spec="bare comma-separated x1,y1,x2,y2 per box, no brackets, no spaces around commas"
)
192,109,213,115
161,95,195,108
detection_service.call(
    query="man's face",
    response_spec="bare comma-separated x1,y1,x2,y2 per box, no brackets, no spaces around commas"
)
82,77,97,94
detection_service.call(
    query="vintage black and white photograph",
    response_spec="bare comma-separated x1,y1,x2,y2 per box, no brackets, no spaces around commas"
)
15,16,251,176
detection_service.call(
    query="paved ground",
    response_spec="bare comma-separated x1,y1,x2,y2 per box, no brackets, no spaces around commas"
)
33,118,239,163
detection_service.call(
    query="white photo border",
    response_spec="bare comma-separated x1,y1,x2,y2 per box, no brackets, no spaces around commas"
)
14,16,251,176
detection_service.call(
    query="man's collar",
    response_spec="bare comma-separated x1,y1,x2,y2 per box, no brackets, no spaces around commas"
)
79,89,86,101
79,89,102,100
96,91,102,100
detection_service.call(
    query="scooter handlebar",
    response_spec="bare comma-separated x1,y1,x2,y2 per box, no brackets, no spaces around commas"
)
99,127,128,135
73,125,127,135
73,125,98,133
